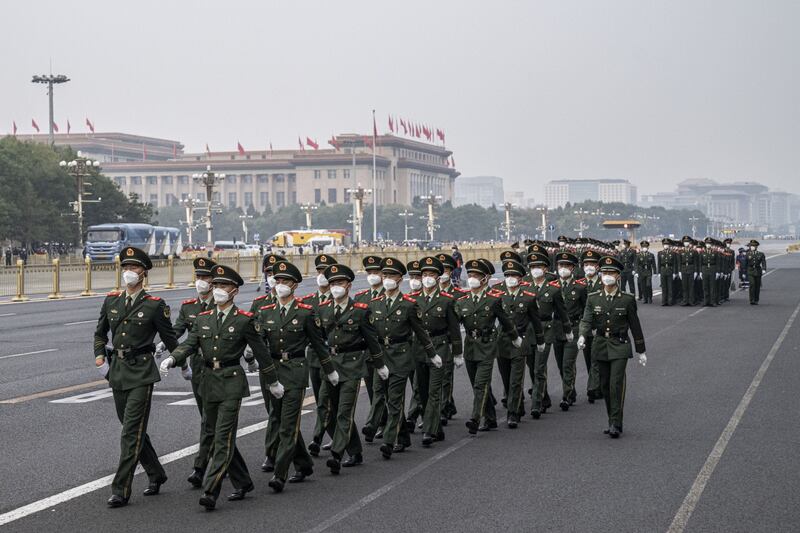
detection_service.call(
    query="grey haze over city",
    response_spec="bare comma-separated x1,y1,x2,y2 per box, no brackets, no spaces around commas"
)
2,0,798,198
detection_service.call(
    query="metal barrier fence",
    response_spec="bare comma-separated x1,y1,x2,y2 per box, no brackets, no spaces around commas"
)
0,245,510,300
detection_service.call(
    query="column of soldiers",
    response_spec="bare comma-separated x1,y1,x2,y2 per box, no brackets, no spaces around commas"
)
95,234,766,509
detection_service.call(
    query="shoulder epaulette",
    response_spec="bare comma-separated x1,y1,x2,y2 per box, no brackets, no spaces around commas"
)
575,278,587,286
198,310,213,316
548,280,561,287
458,294,470,300
439,291,453,298
353,302,369,309
300,293,315,300
355,289,369,296
522,290,536,297
145,295,162,301
371,294,385,301
453,286,469,293
409,290,422,297
237,310,253,317
319,299,332,307
260,303,277,310
106,291,121,297
182,298,198,305
488,289,504,297
253,294,268,301
519,280,531,286
296,301,313,310
490,281,504,288
402,294,417,303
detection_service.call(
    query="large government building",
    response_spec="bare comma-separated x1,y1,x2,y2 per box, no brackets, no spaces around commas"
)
31,132,458,211
544,179,638,208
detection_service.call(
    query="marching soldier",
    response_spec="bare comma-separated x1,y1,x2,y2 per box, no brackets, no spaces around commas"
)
554,252,587,409
94,246,179,508
634,241,656,303
365,257,438,459
249,253,287,313
168,257,216,488
746,239,767,304
405,260,425,432
618,240,637,296
578,256,647,438
301,254,337,458
678,236,699,306
657,239,678,306
436,252,467,423
700,237,719,307
693,240,705,305
721,239,735,302
257,261,338,492
455,259,521,434
316,264,388,473
159,264,284,510
494,256,544,427
580,250,603,403
354,255,386,431
526,252,571,419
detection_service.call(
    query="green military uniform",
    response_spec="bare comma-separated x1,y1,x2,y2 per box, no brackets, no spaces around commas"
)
618,242,636,295
355,255,385,414
635,242,656,303
169,264,278,509
257,261,335,491
553,252,587,409
93,246,179,506
455,259,519,434
678,237,699,306
435,253,468,422
526,252,571,418
494,257,544,427
746,240,767,304
721,239,735,302
699,237,719,306
657,239,679,306
579,250,603,401
317,264,385,473
579,256,646,438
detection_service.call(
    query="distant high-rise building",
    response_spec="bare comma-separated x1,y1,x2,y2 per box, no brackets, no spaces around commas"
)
543,179,637,208
454,176,505,208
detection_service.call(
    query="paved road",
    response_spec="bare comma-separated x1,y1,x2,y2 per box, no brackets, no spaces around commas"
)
1,248,798,532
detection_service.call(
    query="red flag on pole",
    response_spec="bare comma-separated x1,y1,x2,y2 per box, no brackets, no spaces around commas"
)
31,119,40,133
298,137,305,151
329,135,340,151
52,121,59,133
400,118,407,135
85,118,94,133
363,135,373,149
306,137,319,150
436,128,445,142
269,142,273,155
373,114,378,139
67,120,71,134
237,141,245,155
450,156,455,167
12,121,17,135
388,115,394,133
205,143,211,155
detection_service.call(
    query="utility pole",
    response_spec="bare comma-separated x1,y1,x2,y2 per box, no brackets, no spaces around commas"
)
300,203,318,230
346,184,372,246
419,191,442,241
501,202,515,241
398,209,414,242
32,73,70,146
192,166,226,250
180,197,203,244
59,151,101,250
536,206,549,240
239,214,253,243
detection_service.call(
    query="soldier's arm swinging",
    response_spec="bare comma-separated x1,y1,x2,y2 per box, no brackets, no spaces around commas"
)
93,298,111,360
244,317,278,384
408,301,437,359
552,290,571,330
359,308,386,368
526,298,545,345
445,300,463,356
627,299,646,354
492,297,520,341
170,321,200,368
153,300,179,352
306,311,335,375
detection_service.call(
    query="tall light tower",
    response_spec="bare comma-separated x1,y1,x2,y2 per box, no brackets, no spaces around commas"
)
239,214,253,243
180,197,203,244
300,203,318,230
419,191,442,241
32,73,70,146
346,184,372,246
398,209,414,242
192,165,226,250
535,206,549,240
59,151,101,250
501,202,516,241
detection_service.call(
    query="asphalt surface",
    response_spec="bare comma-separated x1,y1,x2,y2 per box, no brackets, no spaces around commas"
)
1,245,798,532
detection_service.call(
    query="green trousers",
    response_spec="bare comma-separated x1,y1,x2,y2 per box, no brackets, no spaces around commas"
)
318,379,362,458
701,271,717,305
415,360,445,435
382,372,412,447
465,357,496,423
748,273,762,303
364,369,388,432
597,358,628,428
554,326,579,402
111,384,165,499
406,367,422,422
497,354,527,417
532,343,555,412
441,358,457,418
582,336,600,396
202,398,252,498
190,379,213,472
258,372,273,453
267,386,313,481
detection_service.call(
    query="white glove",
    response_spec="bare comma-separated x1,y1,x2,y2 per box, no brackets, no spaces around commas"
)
715,273,720,280
154,341,166,360
695,273,700,280
244,346,253,360
537,344,546,353
327,370,340,387
246,359,259,373
159,356,175,377
269,381,285,399
634,272,639,278
431,354,443,368
673,273,678,280
181,365,193,380
512,337,523,349
678,272,682,280
638,353,647,366
95,358,109,378
565,331,574,342
577,336,586,350
376,365,390,380
453,355,465,368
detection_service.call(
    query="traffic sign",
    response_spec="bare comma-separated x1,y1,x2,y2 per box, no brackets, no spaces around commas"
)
548,224,555,231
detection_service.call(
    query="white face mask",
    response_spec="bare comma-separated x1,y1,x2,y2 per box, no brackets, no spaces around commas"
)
422,276,438,288
558,267,572,279
439,274,450,283
330,285,347,299
195,279,210,294
601,274,617,286
642,247,649,251
531,268,545,279
705,244,711,249
505,276,519,288
749,246,756,251
267,275,277,287
725,243,731,248
408,278,422,291
467,277,482,289
558,241,566,247
122,270,140,287
382,278,398,291
367,273,382,286
316,273,329,287
274,283,293,298
684,242,691,248
584,265,597,276
212,287,231,304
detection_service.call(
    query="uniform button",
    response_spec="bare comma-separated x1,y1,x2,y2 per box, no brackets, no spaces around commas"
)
214,346,218,350
215,335,219,339
122,332,126,336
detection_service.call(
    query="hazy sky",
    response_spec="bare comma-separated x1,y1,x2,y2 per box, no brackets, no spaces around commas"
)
2,0,798,198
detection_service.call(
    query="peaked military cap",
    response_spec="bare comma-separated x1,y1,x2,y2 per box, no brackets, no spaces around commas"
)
362,255,382,271
555,252,579,265
748,239,760,247
465,259,490,276
120,246,152,270
273,261,302,283
640,240,650,247
436,253,457,270
314,254,337,270
419,256,444,275
499,250,523,263
262,253,287,270
502,259,526,276
212,264,244,286
581,249,602,263
478,258,495,275
324,263,355,283
193,256,216,275
380,257,406,276
406,259,422,276
599,256,624,273
527,252,550,267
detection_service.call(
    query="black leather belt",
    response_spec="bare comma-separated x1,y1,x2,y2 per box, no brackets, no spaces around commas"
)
382,336,408,347
466,329,495,341
114,344,155,362
539,316,552,322
204,359,241,370
427,328,449,337
331,342,366,354
273,351,305,361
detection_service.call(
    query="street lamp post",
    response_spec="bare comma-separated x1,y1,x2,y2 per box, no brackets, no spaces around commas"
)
300,203,318,230
32,73,70,146
239,214,253,243
688,216,701,238
192,165,226,250
59,152,101,251
180,197,203,244
419,191,442,241
535,206,549,240
501,202,516,241
398,209,414,242
346,184,372,247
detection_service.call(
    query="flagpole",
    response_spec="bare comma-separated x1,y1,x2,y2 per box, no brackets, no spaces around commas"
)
372,109,377,243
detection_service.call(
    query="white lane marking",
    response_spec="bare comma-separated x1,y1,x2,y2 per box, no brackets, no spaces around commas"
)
0,312,16,317
667,298,800,533
51,389,114,403
63,320,96,326
0,348,57,360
